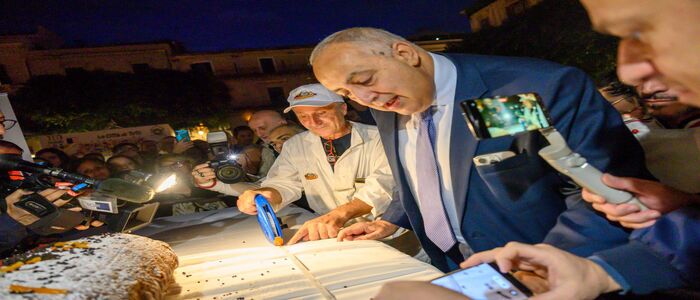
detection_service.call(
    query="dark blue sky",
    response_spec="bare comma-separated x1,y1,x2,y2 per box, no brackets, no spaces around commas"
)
1,0,475,52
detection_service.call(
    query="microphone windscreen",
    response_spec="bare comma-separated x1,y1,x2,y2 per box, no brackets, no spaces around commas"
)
96,178,155,203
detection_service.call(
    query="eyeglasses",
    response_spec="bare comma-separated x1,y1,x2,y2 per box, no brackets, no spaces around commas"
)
1,119,17,130
609,96,643,115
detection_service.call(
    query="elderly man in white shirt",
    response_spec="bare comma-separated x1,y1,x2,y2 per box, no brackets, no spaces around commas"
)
231,84,394,244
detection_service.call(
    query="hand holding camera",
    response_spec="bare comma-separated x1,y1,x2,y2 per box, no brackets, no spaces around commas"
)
582,174,700,229
191,163,217,187
206,131,246,184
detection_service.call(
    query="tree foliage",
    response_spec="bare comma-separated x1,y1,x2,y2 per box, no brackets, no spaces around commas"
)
452,0,618,83
11,69,232,134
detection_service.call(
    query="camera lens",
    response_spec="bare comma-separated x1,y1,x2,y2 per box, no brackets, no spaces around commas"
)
215,164,246,184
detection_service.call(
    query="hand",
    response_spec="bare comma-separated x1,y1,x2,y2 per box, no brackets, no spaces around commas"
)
191,163,216,186
288,212,347,245
582,173,699,228
4,189,101,230
373,281,468,300
461,242,621,300
236,188,278,215
6,189,72,226
172,141,194,154
337,219,398,241
511,270,550,295
73,218,105,231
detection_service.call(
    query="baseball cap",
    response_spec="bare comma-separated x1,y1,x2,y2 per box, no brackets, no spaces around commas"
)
283,83,344,113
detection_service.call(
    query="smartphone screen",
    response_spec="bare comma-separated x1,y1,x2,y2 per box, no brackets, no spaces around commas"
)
431,263,532,300
175,129,191,142
460,93,552,139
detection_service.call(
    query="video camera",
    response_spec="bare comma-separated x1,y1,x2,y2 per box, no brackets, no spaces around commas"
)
207,131,246,184
0,154,162,233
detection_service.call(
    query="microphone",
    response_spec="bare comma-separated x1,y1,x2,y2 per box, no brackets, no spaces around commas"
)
94,178,155,203
0,154,155,203
0,154,98,185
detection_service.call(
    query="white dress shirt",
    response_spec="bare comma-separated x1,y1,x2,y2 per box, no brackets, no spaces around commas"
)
397,53,470,248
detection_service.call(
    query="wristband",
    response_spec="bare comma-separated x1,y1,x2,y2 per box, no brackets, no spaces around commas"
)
195,178,217,189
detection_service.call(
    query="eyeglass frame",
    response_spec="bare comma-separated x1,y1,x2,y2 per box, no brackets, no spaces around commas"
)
1,119,17,130
322,139,338,164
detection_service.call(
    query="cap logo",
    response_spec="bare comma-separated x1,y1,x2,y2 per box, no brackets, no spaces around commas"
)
294,90,316,100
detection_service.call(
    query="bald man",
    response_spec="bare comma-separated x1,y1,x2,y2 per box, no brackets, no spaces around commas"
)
248,110,288,145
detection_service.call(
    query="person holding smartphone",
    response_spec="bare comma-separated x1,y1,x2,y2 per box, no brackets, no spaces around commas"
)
402,1,700,299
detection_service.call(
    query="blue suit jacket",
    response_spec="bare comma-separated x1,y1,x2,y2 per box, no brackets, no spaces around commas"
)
374,53,653,272
593,207,700,294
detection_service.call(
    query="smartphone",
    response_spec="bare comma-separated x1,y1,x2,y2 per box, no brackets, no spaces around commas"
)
431,263,532,300
175,129,191,142
460,93,552,139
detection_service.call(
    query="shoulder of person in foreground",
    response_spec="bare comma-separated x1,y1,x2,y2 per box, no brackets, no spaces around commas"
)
592,206,700,294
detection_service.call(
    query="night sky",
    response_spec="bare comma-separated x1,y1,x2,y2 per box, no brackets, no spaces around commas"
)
1,0,474,52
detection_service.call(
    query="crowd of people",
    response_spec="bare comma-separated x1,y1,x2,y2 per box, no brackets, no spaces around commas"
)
1,0,700,298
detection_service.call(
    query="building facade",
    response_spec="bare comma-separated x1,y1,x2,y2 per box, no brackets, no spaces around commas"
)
462,0,543,32
0,28,462,111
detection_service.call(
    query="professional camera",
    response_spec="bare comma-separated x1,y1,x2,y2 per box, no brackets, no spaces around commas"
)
207,131,246,184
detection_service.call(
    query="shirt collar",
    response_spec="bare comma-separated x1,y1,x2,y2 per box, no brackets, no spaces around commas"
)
429,52,458,107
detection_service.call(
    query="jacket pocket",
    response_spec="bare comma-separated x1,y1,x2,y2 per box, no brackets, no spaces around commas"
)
475,151,548,209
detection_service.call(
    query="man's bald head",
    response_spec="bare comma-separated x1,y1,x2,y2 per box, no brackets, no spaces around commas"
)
248,110,287,143
309,27,414,65
310,27,436,115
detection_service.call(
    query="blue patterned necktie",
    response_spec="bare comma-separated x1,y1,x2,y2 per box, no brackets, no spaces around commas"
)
415,108,457,252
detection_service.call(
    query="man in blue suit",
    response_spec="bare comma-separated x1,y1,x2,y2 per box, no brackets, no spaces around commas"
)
311,27,652,272
460,1,700,298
